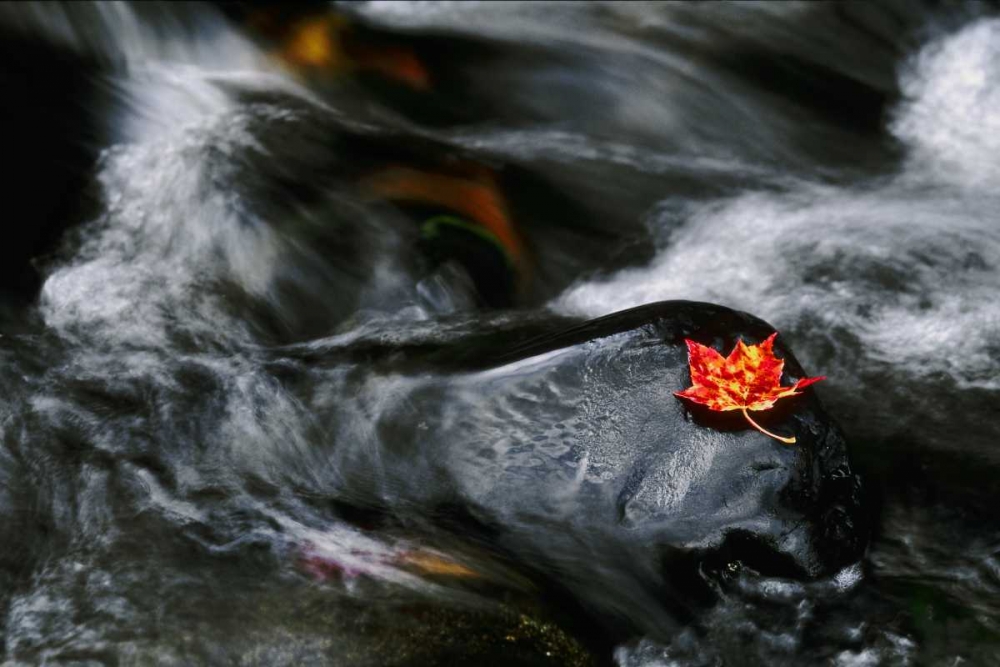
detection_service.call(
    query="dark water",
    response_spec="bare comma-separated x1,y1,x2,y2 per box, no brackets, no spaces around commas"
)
2,1,1000,665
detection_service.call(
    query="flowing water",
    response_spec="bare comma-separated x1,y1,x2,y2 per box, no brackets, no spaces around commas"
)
2,2,1000,665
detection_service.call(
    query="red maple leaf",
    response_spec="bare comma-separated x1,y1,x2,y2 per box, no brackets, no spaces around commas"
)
674,333,825,444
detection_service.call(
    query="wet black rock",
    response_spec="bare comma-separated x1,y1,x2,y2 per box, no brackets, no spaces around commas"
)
281,300,868,643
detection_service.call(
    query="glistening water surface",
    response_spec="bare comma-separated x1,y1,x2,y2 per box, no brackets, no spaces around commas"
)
2,2,1000,665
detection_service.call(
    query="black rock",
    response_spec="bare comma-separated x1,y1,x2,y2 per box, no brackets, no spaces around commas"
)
279,300,868,642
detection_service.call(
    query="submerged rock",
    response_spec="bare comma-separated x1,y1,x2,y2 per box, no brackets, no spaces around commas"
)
279,300,868,646
2,294,866,664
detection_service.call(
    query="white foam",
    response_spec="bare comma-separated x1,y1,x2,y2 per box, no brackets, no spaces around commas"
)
40,105,281,350
892,19,1000,188
558,183,1000,390
556,18,1000,392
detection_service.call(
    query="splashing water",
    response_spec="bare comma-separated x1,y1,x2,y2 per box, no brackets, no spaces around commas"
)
2,2,1000,665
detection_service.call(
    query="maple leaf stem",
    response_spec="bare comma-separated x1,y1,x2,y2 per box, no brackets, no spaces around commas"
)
740,408,796,445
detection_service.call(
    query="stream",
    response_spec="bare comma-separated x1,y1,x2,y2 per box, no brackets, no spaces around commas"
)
2,2,1000,665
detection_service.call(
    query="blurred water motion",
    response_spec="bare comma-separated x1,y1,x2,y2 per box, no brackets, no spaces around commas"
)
2,1,1000,665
